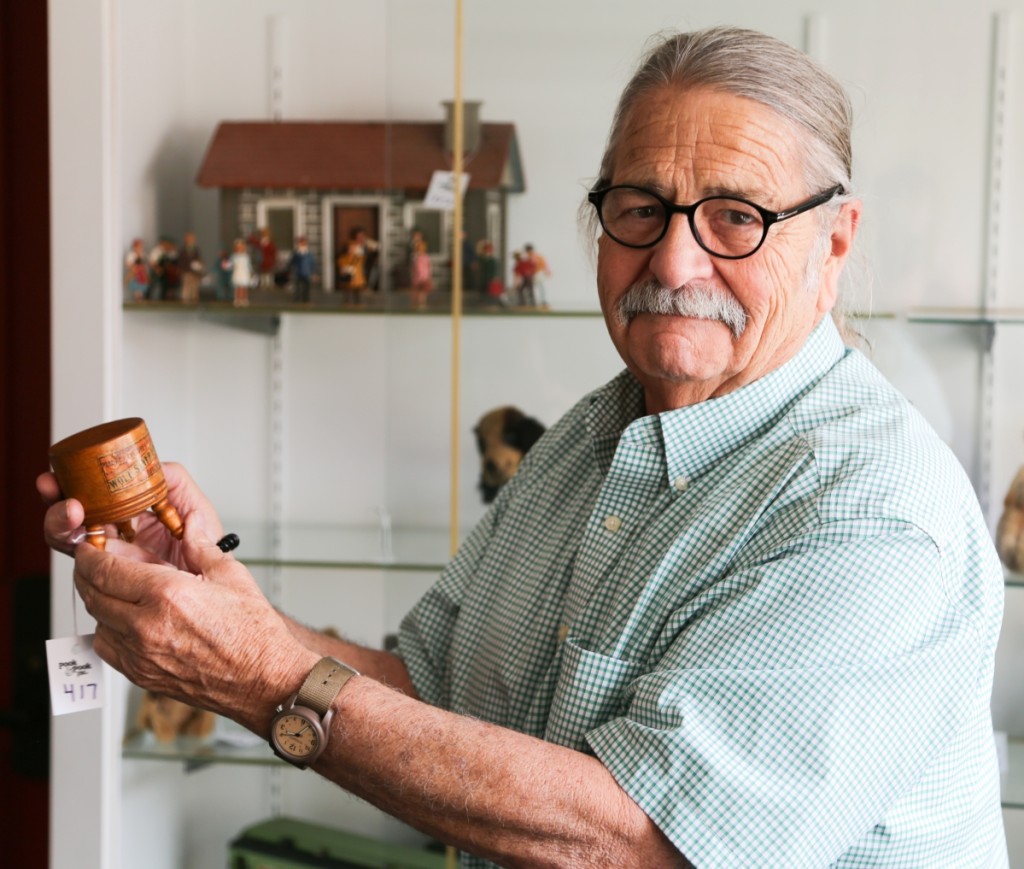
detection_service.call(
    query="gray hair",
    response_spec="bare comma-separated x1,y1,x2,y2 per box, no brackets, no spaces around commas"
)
596,26,853,193
583,26,863,340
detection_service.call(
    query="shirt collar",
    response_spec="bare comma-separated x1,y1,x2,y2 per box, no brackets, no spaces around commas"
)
587,316,847,482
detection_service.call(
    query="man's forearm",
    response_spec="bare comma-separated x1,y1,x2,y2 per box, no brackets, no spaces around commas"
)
310,675,687,868
278,612,417,697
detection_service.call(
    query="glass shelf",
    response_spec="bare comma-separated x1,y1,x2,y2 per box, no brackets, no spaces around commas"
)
123,730,278,769
124,300,1024,324
123,729,1024,811
228,522,457,572
904,308,1024,325
845,308,1024,325
122,295,604,318
224,524,1024,578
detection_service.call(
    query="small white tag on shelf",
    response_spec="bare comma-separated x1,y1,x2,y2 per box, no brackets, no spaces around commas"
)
423,170,471,210
45,634,104,716
994,729,1009,775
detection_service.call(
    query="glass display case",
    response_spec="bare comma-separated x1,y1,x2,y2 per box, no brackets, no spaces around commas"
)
48,2,1024,867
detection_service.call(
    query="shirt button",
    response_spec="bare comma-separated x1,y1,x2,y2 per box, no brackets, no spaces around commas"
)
672,475,689,492
558,623,570,642
603,515,622,533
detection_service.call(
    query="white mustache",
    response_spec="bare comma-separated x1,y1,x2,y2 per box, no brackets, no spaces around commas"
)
614,279,748,337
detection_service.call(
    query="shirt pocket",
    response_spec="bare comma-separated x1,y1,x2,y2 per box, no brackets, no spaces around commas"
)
543,636,645,751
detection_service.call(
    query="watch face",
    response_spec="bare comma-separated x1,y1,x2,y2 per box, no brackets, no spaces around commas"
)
271,709,323,764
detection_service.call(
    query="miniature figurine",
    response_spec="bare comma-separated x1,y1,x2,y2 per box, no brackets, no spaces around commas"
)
409,236,433,309
458,230,478,293
523,243,551,307
997,466,1024,572
124,238,149,301
336,226,377,305
215,249,233,301
179,231,204,303
288,235,318,304
511,249,537,307
402,227,425,288
476,239,503,304
148,237,181,301
474,406,546,502
250,227,278,290
229,238,253,307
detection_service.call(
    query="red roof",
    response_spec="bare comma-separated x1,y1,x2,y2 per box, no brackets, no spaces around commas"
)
195,121,524,193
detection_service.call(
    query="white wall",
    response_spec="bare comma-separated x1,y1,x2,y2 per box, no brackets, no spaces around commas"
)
50,1,1024,866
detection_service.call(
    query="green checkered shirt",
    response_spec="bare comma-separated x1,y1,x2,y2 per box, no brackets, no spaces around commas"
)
397,317,1007,867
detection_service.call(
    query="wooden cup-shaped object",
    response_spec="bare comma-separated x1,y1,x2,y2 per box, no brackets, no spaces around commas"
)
49,417,183,550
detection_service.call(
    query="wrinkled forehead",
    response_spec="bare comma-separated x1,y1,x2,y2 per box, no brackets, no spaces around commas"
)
610,86,810,202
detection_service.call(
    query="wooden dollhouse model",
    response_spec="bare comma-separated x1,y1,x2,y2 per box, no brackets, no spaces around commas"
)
195,102,525,297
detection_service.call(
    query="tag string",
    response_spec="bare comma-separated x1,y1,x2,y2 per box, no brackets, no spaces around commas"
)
70,568,80,639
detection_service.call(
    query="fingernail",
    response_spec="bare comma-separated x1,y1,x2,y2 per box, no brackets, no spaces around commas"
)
69,529,86,545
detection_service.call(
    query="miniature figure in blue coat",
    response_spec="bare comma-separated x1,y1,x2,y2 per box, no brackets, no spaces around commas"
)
289,236,317,303
125,238,149,301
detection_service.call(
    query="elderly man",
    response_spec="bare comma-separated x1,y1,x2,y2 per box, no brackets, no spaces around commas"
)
40,26,1005,867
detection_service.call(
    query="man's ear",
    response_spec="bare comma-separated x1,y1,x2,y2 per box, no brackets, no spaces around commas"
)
817,199,862,313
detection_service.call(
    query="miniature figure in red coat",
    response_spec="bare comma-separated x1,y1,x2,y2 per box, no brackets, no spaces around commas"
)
250,227,277,289
511,249,537,307
523,243,550,307
477,239,502,303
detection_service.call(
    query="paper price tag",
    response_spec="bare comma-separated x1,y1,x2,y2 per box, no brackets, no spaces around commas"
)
46,634,104,715
423,170,471,210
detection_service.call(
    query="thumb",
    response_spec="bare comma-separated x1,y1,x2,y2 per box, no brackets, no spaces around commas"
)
181,521,235,579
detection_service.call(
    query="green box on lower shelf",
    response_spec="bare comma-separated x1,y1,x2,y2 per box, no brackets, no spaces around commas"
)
229,817,448,869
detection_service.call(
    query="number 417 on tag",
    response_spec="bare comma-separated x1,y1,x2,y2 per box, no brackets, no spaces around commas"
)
46,635,105,715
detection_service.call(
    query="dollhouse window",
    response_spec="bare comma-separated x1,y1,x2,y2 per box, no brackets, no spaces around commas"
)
405,204,450,258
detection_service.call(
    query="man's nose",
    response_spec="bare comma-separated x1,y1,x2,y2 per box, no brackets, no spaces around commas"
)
648,213,716,288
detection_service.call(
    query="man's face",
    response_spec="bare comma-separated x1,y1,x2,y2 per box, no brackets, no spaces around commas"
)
596,86,857,413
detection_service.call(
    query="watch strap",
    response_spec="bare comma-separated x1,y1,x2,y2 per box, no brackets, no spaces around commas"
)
294,656,360,716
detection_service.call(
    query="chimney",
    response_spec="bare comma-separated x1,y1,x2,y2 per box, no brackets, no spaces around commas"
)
442,100,482,155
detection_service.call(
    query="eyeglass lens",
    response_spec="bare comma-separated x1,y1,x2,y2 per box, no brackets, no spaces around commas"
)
599,187,766,256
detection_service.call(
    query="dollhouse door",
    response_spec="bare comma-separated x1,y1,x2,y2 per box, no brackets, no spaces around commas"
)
333,205,381,290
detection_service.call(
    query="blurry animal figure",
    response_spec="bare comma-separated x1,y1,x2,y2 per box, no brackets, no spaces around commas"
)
136,690,216,743
474,406,546,503
996,466,1024,572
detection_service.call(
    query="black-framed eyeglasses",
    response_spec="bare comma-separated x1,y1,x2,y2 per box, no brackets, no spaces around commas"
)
587,184,845,259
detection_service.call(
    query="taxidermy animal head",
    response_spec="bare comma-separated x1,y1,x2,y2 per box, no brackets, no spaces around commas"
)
474,406,546,503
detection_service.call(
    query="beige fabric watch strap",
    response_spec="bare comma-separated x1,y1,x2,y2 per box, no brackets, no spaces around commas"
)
294,656,360,716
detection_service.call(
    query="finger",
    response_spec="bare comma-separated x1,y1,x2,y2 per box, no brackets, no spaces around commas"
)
73,544,178,635
43,497,88,555
92,622,123,672
36,471,62,504
103,535,177,567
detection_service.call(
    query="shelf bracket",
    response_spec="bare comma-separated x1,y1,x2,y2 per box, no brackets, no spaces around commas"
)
199,311,281,335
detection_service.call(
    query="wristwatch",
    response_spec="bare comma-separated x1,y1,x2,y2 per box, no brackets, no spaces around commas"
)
270,656,359,769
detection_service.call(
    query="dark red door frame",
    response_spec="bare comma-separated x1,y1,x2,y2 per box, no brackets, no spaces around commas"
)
1,0,54,865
